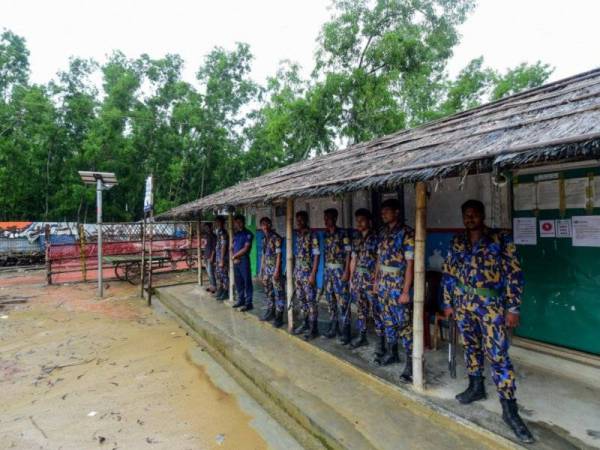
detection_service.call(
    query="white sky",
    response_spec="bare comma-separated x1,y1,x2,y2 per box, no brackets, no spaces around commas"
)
2,0,599,87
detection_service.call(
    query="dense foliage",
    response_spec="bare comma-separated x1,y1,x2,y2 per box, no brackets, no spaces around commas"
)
0,0,552,221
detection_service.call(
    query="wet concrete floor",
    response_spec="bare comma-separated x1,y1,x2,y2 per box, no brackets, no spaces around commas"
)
0,270,300,450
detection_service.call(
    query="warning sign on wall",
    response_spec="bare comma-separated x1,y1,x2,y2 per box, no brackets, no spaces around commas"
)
539,219,556,237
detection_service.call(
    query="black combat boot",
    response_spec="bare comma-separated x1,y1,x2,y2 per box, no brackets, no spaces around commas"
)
260,306,275,322
400,353,412,383
325,320,339,339
214,288,223,299
378,342,399,366
273,310,284,328
304,320,319,341
456,375,487,404
500,399,535,444
232,300,245,308
350,330,368,349
339,323,352,345
374,335,386,362
293,316,309,335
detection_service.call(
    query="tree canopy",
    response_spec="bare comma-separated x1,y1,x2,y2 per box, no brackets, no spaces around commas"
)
0,2,553,221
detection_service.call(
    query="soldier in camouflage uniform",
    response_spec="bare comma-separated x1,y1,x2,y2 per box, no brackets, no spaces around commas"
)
442,200,533,444
292,211,321,340
322,208,352,341
259,217,285,327
375,199,415,382
349,208,382,351
214,216,229,301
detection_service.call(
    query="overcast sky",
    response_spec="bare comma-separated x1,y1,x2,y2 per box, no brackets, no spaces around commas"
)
3,0,599,87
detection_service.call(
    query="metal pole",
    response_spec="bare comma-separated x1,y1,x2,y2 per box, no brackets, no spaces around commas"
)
97,178,103,297
227,213,234,303
45,224,52,285
197,220,202,285
412,181,427,391
286,198,294,332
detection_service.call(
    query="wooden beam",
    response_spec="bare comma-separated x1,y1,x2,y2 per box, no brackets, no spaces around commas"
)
228,213,234,303
412,181,427,391
286,198,294,332
197,220,202,286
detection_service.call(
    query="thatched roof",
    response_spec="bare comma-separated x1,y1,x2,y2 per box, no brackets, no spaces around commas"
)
161,67,600,219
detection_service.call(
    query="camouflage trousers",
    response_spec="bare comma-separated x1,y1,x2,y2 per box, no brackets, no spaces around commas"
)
215,260,229,292
262,264,285,313
294,266,318,321
378,274,413,353
455,295,516,399
351,271,383,335
324,266,350,325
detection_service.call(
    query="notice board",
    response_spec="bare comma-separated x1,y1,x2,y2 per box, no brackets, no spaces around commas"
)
513,167,600,355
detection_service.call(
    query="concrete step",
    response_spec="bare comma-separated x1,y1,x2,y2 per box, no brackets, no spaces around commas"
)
154,285,521,450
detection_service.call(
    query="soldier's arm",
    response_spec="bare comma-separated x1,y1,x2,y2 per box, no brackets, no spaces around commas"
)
400,230,415,303
441,240,458,312
310,234,320,285
275,237,282,278
501,232,524,314
343,233,352,280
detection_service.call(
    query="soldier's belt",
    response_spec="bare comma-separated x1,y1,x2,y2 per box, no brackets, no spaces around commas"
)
326,262,344,269
355,266,370,274
457,282,499,298
380,265,401,274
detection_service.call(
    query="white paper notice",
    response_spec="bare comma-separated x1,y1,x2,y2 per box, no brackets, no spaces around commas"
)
539,219,556,237
565,178,588,209
514,183,536,211
572,216,600,247
513,217,537,245
536,180,559,210
556,219,572,238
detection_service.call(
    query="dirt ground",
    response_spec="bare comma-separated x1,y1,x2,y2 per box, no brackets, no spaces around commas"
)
0,270,291,450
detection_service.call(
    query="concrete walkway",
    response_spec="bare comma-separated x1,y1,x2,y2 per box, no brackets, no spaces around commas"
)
156,284,524,450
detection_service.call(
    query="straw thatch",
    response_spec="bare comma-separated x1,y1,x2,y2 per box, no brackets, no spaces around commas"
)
160,67,600,219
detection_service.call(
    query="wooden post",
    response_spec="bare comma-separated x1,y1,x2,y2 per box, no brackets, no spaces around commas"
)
197,220,203,285
227,213,234,303
140,217,146,298
78,223,87,282
188,222,193,272
286,198,294,332
412,181,427,391
45,224,52,285
147,217,154,306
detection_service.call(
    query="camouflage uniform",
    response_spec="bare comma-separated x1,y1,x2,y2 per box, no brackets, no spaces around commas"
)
442,228,522,400
323,228,351,325
215,228,229,292
294,229,320,321
261,230,285,313
377,223,415,352
351,230,382,335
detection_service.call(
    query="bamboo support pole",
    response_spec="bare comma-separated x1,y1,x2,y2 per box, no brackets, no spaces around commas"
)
412,181,427,391
197,220,202,285
147,217,154,306
286,198,294,332
228,213,234,303
140,218,146,298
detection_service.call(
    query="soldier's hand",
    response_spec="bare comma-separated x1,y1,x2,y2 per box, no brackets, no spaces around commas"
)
342,272,349,282
505,312,520,328
308,273,316,286
398,292,410,304
443,307,454,318
219,262,224,269
274,271,280,281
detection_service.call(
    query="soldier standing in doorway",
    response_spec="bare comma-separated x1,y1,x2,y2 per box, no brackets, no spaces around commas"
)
322,208,352,342
442,200,534,443
259,217,285,328
291,210,321,340
214,216,229,301
232,215,254,312
348,208,383,351
375,198,415,383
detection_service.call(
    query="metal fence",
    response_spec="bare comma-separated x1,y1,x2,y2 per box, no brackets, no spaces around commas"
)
47,222,201,285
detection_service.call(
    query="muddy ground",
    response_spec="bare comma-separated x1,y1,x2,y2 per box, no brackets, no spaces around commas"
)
0,270,297,450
